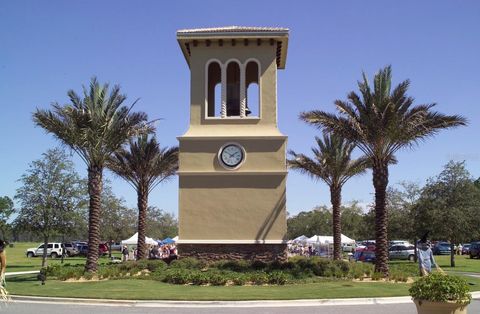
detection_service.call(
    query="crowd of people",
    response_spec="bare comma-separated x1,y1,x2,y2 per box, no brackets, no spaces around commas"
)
121,243,177,262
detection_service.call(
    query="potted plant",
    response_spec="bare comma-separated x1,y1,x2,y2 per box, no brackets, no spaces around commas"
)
409,272,471,314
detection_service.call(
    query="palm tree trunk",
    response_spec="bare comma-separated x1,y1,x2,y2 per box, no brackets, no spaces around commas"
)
85,166,103,273
136,185,148,260
373,163,389,277
331,185,342,260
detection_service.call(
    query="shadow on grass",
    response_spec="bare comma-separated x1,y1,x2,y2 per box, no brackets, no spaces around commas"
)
7,275,38,283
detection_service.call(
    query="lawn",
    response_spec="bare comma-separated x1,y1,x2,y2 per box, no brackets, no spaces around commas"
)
5,242,120,273
7,275,412,300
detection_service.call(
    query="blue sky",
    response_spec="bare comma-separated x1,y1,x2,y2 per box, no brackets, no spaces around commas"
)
1,1,479,217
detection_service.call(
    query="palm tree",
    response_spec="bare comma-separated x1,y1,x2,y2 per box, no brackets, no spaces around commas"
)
288,134,368,260
108,135,178,259
33,77,152,272
300,66,466,276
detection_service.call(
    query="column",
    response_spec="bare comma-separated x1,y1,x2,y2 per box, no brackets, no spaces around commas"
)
240,63,246,118
221,64,227,118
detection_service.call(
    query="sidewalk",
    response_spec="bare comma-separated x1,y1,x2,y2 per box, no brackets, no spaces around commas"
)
10,292,480,308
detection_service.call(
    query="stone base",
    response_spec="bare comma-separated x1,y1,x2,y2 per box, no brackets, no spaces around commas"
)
177,243,287,263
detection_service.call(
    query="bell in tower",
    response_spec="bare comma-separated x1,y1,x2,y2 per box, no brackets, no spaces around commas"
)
176,26,289,262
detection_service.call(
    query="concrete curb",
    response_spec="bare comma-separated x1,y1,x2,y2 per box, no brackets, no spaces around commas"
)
5,271,40,277
10,292,480,308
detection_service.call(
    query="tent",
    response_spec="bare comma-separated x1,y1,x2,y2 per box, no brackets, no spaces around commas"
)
306,234,356,245
292,235,309,243
121,232,158,246
341,234,355,244
161,237,175,244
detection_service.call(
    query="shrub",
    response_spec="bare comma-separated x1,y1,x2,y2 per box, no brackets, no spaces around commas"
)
251,260,267,270
409,273,471,304
267,271,288,285
136,259,168,272
98,265,122,279
207,271,228,286
170,257,206,270
371,272,385,281
162,268,191,284
190,270,209,285
249,272,269,285
213,260,250,272
231,273,247,286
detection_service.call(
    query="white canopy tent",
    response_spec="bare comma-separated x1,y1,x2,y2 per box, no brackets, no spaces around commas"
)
292,235,309,243
121,232,158,246
306,234,355,245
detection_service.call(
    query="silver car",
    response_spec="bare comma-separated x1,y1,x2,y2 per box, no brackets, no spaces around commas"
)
389,245,415,261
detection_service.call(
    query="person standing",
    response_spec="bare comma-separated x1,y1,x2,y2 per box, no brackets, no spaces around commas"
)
121,245,129,262
417,233,440,276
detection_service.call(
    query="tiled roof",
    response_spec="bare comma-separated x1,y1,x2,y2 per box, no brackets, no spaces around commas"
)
177,26,289,34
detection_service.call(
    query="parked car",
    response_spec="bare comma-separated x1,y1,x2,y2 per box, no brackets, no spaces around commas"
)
462,243,471,255
353,250,376,263
76,243,109,256
63,243,79,257
342,243,356,253
110,242,122,252
77,244,89,256
26,243,63,258
433,242,451,255
470,242,480,259
389,240,411,247
389,245,415,261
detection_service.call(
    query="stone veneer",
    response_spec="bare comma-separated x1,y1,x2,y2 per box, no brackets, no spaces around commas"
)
177,243,287,262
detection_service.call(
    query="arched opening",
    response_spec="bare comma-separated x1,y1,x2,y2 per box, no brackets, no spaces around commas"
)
245,61,259,117
207,62,221,117
226,62,240,116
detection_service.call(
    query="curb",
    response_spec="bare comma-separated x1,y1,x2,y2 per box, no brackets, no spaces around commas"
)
10,292,480,308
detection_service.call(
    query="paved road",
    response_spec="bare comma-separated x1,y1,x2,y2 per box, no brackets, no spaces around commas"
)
4,300,480,314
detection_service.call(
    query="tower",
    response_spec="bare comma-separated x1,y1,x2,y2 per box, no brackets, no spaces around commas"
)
176,26,289,261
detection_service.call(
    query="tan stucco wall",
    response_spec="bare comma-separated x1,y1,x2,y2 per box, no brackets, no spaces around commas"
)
179,175,286,241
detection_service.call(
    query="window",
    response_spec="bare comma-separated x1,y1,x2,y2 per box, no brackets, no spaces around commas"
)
245,61,259,116
226,62,240,116
47,244,53,249
207,62,221,117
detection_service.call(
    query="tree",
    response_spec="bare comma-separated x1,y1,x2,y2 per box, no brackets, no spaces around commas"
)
0,197,14,241
288,134,367,259
412,161,480,267
107,135,178,259
385,182,421,241
300,66,466,275
33,78,152,272
340,202,366,241
145,206,178,240
287,206,332,240
14,148,86,267
99,180,137,257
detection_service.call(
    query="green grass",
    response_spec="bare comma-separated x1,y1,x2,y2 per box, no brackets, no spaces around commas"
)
435,255,480,273
5,242,120,273
7,275,412,300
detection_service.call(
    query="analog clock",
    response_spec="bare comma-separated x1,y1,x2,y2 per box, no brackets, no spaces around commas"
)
219,144,245,169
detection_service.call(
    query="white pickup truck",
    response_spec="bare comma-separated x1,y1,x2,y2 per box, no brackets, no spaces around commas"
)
26,243,63,258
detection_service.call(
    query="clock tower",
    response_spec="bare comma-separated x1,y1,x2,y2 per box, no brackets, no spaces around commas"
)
176,26,289,261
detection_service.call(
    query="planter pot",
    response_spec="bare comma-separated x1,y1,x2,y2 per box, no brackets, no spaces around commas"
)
413,299,468,314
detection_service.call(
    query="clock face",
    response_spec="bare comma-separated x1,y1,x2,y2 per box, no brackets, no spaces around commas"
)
219,144,244,168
